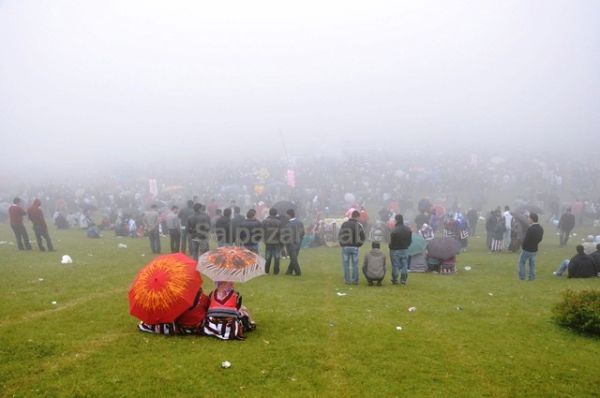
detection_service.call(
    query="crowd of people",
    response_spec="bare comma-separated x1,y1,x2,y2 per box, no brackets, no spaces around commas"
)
3,151,600,341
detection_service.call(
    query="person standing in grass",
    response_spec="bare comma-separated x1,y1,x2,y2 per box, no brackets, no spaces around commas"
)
262,207,282,274
518,212,543,281
388,214,412,285
338,210,366,284
558,207,575,246
177,200,194,254
239,209,263,254
282,209,305,276
165,205,181,253
143,204,161,254
27,198,55,252
187,203,211,260
9,197,32,250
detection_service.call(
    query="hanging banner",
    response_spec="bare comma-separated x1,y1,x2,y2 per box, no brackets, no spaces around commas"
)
149,178,158,197
286,169,296,188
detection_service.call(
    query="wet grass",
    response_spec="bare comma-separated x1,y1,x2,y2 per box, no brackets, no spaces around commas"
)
0,223,599,397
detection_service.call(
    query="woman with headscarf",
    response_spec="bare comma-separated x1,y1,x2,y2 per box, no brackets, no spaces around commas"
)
137,286,210,335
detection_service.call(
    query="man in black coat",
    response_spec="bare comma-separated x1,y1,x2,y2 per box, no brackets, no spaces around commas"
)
281,209,304,276
262,208,282,274
589,243,600,276
239,209,263,254
215,208,235,247
178,200,195,254
518,212,544,281
558,208,576,246
338,210,366,284
388,214,412,285
187,203,211,260
553,245,596,278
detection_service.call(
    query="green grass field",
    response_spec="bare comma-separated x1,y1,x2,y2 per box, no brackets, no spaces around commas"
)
0,223,598,397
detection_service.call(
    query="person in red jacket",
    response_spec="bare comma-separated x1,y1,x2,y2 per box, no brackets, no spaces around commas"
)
203,281,256,340
9,197,32,250
27,199,55,252
137,287,210,335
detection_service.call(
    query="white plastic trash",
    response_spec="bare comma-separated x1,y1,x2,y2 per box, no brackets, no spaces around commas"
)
118,243,128,248
61,255,73,264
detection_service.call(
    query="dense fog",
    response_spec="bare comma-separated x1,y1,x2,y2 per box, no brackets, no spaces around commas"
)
1,1,599,194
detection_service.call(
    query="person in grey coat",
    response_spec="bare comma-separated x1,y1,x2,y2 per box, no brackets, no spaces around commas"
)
262,208,282,274
362,242,386,286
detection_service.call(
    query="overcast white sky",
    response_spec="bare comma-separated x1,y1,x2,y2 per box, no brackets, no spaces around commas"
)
1,0,599,178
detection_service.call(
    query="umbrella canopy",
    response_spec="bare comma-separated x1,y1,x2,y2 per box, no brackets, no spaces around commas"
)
515,204,544,215
511,211,530,227
427,237,461,260
129,253,202,324
197,247,266,283
408,233,428,256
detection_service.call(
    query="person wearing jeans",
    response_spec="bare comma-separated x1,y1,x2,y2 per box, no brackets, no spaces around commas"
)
342,246,360,284
518,212,543,281
390,248,409,285
263,208,282,274
388,214,412,285
338,210,366,284
143,204,161,254
518,249,537,281
9,197,32,250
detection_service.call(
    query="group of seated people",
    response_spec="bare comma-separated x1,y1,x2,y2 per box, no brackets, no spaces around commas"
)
137,281,256,340
553,238,600,278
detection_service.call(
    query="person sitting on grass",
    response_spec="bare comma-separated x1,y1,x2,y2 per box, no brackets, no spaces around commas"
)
138,287,210,335
553,245,596,278
203,281,256,340
591,243,600,277
362,242,386,286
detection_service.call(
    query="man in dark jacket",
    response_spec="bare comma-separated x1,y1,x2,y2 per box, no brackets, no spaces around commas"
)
388,214,412,285
518,212,544,281
215,208,235,247
590,244,600,276
558,208,575,246
178,200,195,254
338,210,366,284
262,208,282,274
187,203,211,260
239,209,262,254
9,197,32,250
553,245,596,278
231,206,245,246
281,209,304,276
27,198,55,252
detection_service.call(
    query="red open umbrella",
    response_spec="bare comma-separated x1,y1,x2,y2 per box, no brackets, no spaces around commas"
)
129,253,202,324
